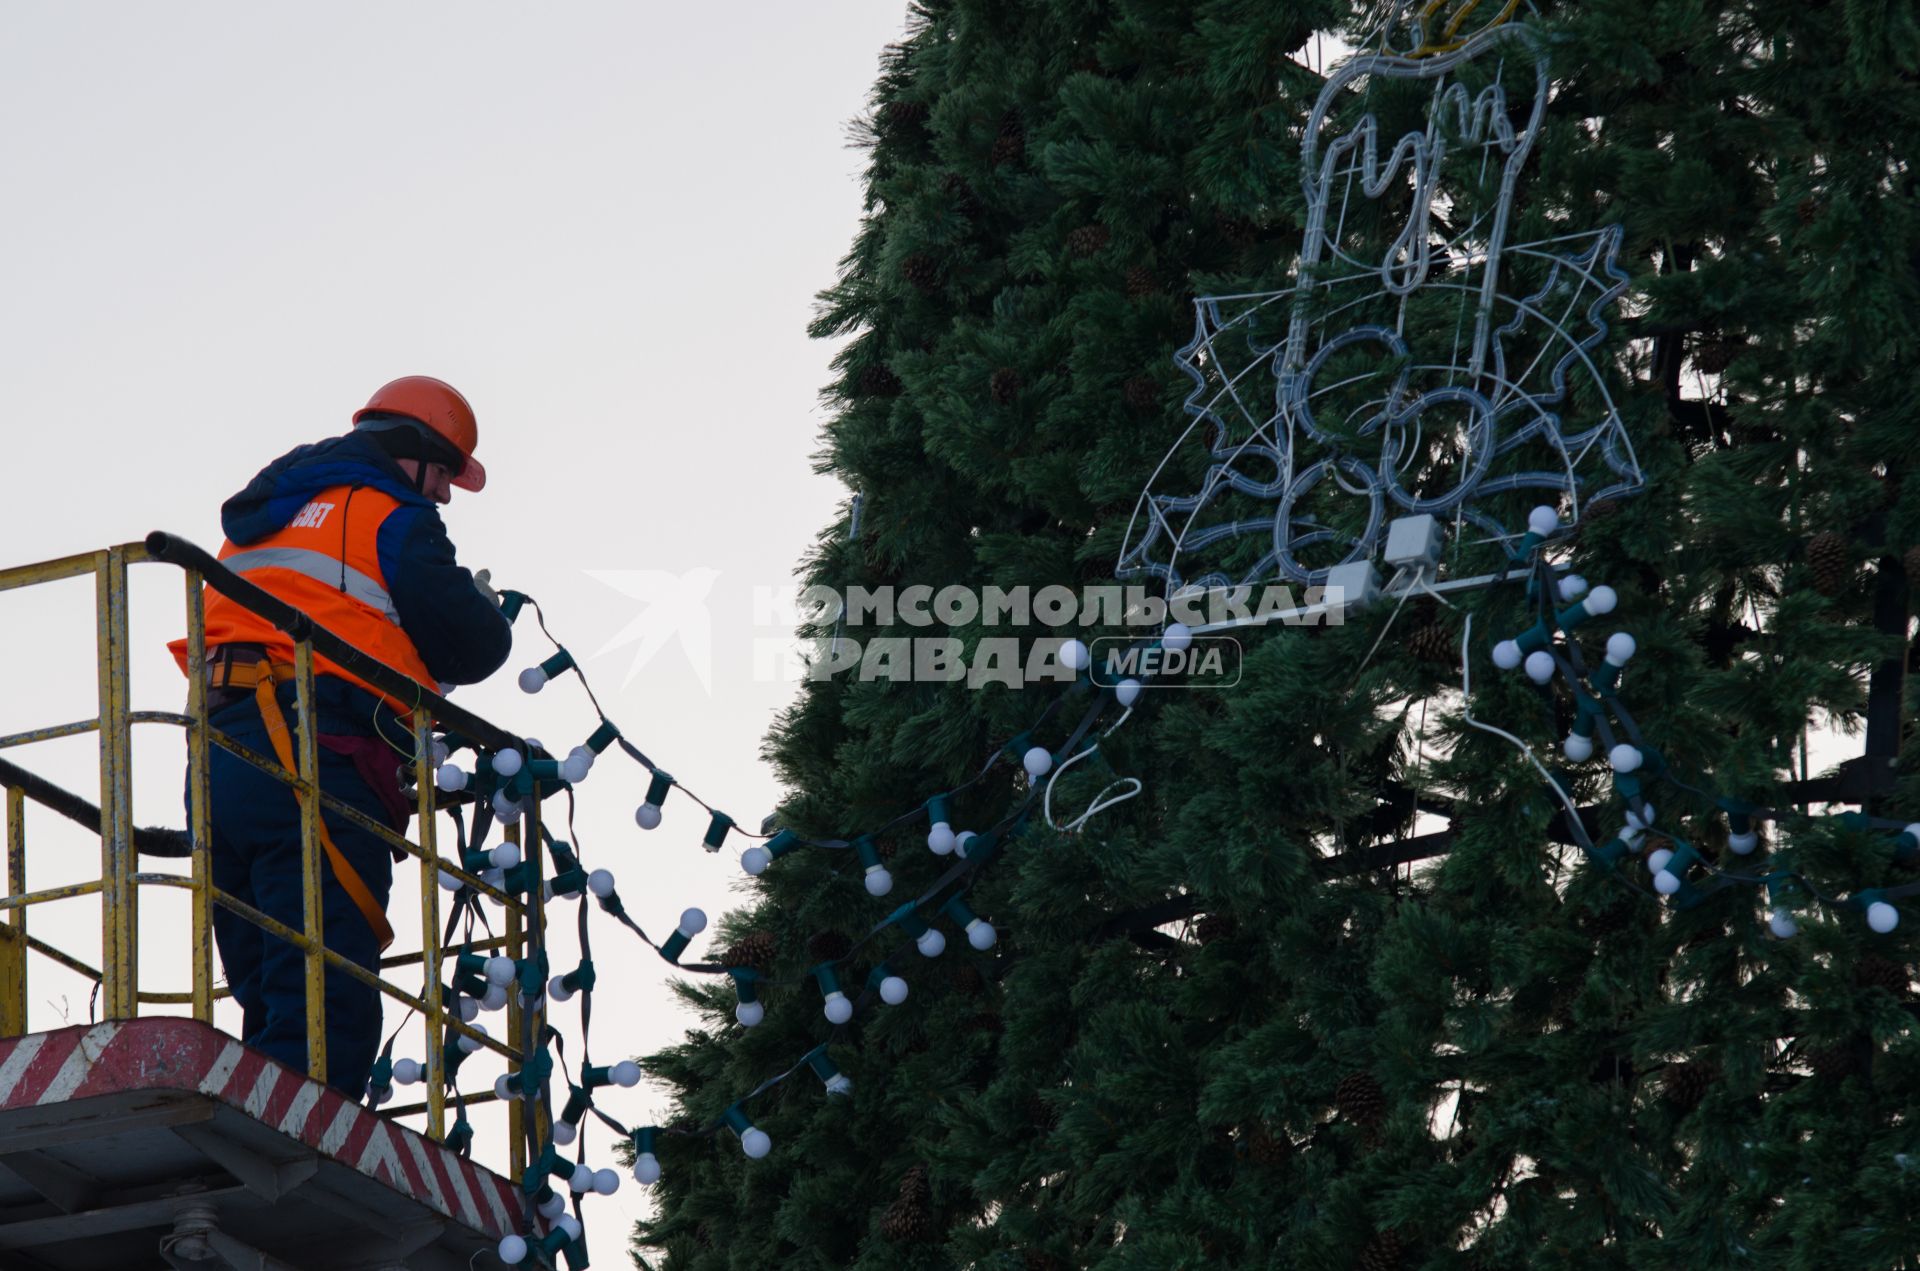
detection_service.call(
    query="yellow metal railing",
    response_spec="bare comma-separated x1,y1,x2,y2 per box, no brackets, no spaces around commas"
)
0,537,551,1178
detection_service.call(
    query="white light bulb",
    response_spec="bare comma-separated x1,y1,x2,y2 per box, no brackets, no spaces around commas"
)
493,1074,519,1101
741,1128,771,1159
481,983,508,1012
634,1153,662,1185
371,1085,392,1106
1528,505,1559,536
928,822,956,855
1646,847,1674,874
551,1119,577,1147
435,764,467,793
741,846,770,875
569,1164,595,1193
588,869,616,899
1868,901,1900,934
1061,639,1089,671
825,1073,853,1097
1564,733,1594,762
489,843,521,870
547,975,573,1004
823,991,853,1024
1606,632,1637,664
1610,744,1643,773
1492,640,1522,670
518,667,548,694
498,1235,528,1265
1769,907,1799,939
537,1191,567,1219
437,869,462,893
458,1023,488,1055
491,791,521,823
593,1168,621,1196
680,908,708,936
967,919,997,950
1162,623,1192,653
484,956,516,986
955,831,976,858
735,1000,764,1027
916,928,946,957
457,996,480,1024
430,738,451,767
1116,678,1142,707
635,803,662,830
1023,746,1053,778
865,865,894,896
492,749,523,779
880,975,909,1005
555,1216,583,1243
1654,870,1681,896
562,746,594,784
1728,830,1758,855
393,1057,421,1085
610,1060,642,1088
1524,650,1556,684
1586,585,1618,615
1558,574,1588,601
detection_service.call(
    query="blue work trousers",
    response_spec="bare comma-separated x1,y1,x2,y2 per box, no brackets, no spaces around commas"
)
194,685,397,1098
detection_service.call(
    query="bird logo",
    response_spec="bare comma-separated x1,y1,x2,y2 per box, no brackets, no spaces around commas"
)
583,567,721,694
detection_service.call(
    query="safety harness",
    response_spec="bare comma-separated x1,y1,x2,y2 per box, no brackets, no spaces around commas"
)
209,657,396,951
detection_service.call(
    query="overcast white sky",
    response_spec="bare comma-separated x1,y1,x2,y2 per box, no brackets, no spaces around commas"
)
0,3,910,1263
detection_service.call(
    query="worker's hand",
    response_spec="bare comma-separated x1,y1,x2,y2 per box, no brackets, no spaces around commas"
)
473,568,500,606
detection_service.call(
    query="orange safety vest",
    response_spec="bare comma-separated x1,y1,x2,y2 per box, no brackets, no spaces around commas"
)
169,485,438,714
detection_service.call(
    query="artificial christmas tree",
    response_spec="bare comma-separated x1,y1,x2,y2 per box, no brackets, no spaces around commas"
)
635,1,1920,1267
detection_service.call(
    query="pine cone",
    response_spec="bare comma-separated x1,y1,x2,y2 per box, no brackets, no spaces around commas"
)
1243,1121,1290,1167
991,110,1024,166
1855,954,1911,996
1335,1072,1386,1127
878,1163,933,1241
1216,214,1257,247
1693,331,1741,375
990,367,1022,404
808,930,853,964
1123,375,1159,413
722,932,777,972
1809,1040,1860,1081
950,964,985,996
1357,1230,1404,1271
900,253,940,292
1066,224,1110,257
858,364,902,397
883,100,928,131
1195,912,1237,945
1407,622,1455,665
1806,530,1851,597
943,172,980,217
1662,1060,1714,1112
1125,265,1157,298
876,836,898,861
967,1010,1004,1036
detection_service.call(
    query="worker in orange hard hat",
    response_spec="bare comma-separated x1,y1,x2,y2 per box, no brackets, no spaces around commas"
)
169,376,512,1098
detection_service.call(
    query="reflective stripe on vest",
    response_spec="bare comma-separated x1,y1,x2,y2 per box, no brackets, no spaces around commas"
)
222,547,404,626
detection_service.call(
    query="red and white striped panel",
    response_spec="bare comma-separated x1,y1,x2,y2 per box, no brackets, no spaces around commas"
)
0,1019,522,1238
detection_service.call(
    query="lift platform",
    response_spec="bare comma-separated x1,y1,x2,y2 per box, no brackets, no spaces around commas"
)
0,1018,521,1269
0,539,569,1267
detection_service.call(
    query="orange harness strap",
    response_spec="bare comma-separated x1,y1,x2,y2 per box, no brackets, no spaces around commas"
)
250,663,396,951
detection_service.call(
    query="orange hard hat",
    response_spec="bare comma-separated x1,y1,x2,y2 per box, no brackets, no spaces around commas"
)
353,375,487,492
